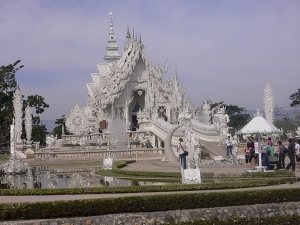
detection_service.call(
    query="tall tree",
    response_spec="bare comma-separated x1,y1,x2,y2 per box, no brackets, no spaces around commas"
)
23,95,49,144
0,60,49,148
274,115,296,139
52,115,71,139
0,60,23,148
289,89,300,107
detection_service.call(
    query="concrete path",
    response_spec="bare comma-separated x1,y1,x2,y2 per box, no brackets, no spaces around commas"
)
1,159,299,204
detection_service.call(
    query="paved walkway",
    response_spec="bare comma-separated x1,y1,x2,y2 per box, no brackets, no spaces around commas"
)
1,159,299,204
123,159,247,174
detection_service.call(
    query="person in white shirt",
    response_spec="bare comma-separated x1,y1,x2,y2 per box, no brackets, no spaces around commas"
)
177,138,186,169
225,136,233,157
296,139,300,168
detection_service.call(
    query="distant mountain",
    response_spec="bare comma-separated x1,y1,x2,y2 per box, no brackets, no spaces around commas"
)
42,120,56,133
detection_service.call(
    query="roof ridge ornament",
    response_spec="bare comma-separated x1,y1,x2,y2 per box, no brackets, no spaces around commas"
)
126,24,131,39
104,12,121,63
255,105,263,117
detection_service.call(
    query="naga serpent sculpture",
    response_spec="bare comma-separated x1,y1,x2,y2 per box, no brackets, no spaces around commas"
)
164,125,182,165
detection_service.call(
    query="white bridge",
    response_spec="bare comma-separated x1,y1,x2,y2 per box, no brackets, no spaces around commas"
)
39,118,228,161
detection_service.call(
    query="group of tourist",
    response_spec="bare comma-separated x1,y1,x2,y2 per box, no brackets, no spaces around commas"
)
244,136,300,171
176,135,300,172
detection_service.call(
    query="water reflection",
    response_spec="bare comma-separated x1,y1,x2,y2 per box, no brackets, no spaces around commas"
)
0,166,134,189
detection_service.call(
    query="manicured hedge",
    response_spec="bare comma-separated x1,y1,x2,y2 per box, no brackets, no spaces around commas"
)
1,188,300,221
174,215,300,225
112,160,295,179
0,177,294,196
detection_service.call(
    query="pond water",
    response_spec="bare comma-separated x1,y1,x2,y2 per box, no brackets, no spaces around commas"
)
0,166,178,189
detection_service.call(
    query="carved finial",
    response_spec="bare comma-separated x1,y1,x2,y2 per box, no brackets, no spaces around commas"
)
132,29,135,40
104,12,121,62
255,105,262,117
139,34,142,43
126,24,131,39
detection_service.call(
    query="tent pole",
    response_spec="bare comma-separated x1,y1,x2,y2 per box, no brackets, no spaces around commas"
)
258,134,262,168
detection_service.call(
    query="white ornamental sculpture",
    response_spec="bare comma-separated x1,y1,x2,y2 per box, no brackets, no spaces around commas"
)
178,100,201,184
13,87,23,145
214,106,230,143
264,82,274,124
103,154,114,170
25,105,32,144
145,77,155,119
46,134,57,148
65,103,89,135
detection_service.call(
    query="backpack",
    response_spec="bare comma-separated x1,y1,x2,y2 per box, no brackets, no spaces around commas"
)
266,147,271,156
284,147,288,154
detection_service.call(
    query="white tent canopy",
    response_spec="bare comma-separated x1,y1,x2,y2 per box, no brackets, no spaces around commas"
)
237,108,281,170
238,115,281,135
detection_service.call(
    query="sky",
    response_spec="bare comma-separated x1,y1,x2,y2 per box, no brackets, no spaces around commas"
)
1,0,300,120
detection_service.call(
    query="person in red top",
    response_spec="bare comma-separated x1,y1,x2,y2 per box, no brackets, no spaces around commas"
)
267,137,273,146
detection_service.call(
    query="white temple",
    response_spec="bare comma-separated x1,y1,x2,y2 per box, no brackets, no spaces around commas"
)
64,14,229,157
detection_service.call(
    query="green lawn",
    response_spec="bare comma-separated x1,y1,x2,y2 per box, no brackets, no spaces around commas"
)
0,154,10,162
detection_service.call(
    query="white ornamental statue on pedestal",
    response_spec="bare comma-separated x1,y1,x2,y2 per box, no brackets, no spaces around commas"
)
24,105,34,154
178,103,201,184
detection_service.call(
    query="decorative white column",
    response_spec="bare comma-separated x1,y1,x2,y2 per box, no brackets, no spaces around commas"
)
13,87,23,147
10,121,15,155
264,83,274,124
24,105,34,154
25,105,32,145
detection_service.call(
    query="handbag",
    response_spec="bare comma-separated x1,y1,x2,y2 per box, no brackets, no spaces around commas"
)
245,152,250,159
180,143,188,156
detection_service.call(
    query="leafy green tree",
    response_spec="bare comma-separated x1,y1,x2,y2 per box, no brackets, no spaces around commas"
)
274,115,296,140
289,89,300,107
52,115,71,139
0,60,23,148
0,60,49,148
24,95,49,144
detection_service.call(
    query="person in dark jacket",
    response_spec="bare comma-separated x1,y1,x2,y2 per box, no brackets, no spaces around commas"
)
261,149,270,170
277,140,285,169
286,138,296,171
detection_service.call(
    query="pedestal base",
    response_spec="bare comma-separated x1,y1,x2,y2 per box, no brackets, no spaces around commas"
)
25,148,35,155
15,150,27,159
181,167,201,184
103,157,114,170
255,166,267,172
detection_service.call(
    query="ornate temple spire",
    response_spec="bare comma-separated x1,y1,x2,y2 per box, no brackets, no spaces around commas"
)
132,29,135,40
263,82,274,123
104,12,121,63
126,25,131,39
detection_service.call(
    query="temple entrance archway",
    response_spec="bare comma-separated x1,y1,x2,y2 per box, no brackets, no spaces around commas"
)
129,90,145,126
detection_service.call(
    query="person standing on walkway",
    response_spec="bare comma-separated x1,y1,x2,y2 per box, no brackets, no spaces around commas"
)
286,138,296,171
177,138,186,169
295,139,300,168
277,141,285,169
226,136,233,157
244,143,252,170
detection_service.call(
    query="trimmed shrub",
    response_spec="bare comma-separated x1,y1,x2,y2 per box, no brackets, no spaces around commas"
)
1,187,300,221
